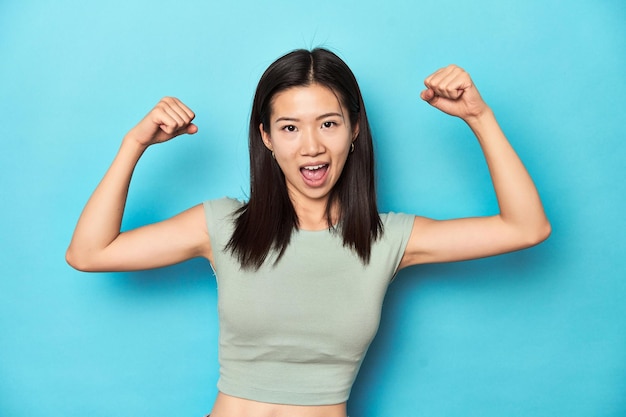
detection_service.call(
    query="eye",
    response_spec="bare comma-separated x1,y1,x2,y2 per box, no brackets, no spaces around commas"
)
282,125,297,132
322,121,336,128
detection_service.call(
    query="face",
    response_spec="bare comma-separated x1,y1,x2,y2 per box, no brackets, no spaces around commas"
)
260,83,358,210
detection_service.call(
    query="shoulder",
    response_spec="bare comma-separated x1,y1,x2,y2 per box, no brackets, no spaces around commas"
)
380,211,415,236
375,211,415,255
202,197,245,244
203,197,244,219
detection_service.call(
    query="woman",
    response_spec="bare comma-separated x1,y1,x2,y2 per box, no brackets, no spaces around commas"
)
66,48,550,417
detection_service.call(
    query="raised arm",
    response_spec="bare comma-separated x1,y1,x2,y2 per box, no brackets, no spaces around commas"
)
399,65,550,269
66,97,213,272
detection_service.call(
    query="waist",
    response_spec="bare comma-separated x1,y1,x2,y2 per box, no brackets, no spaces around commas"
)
208,392,348,417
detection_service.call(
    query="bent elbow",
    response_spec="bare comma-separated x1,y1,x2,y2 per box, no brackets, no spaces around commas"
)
65,247,83,271
541,220,552,242
524,219,552,248
65,247,97,272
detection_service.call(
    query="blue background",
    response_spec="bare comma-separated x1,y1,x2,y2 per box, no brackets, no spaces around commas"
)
1,1,625,416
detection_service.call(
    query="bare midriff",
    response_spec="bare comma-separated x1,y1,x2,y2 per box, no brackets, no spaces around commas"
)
208,392,348,417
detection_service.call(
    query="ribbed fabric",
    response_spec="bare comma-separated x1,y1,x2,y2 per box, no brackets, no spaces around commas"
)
204,198,414,405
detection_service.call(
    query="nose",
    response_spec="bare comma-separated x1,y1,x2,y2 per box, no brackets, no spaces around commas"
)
300,128,325,156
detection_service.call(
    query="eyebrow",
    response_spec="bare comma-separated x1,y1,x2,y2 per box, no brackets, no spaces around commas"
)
274,112,344,123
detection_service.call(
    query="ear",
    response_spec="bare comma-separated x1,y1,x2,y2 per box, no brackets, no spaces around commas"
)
259,123,273,151
352,120,360,141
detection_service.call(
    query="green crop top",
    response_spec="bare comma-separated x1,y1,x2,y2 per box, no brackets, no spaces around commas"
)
203,198,415,405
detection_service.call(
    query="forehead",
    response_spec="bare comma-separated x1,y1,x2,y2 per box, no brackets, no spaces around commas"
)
270,84,345,119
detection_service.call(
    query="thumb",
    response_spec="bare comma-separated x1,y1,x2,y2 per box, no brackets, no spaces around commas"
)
421,88,446,110
165,123,198,141
186,123,198,135
420,91,458,116
420,88,435,102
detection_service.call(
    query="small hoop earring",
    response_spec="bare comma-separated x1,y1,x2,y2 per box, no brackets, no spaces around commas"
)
271,151,275,159
350,142,355,153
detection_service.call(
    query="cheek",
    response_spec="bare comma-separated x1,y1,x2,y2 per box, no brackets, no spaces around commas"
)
333,138,353,158
271,141,298,159
271,148,296,173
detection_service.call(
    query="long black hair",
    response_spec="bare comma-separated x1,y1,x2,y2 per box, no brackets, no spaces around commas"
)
226,48,382,269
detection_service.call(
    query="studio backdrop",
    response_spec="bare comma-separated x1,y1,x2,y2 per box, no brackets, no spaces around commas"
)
0,1,624,416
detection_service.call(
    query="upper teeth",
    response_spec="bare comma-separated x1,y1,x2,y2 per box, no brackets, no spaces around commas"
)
303,164,325,170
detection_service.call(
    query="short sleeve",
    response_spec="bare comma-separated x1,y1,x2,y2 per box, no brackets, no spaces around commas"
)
379,211,415,278
202,198,244,251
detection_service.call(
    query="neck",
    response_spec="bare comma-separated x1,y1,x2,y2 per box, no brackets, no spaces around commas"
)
291,197,338,231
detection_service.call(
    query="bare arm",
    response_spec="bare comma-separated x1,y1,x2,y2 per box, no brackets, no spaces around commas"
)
399,66,551,269
66,97,213,272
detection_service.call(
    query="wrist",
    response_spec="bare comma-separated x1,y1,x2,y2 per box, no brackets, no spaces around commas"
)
463,106,494,129
119,134,150,161
122,132,150,151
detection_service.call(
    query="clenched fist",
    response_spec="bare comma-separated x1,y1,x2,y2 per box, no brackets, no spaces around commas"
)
420,65,489,121
125,97,198,147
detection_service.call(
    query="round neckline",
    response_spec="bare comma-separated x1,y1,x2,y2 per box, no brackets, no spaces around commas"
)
296,225,338,234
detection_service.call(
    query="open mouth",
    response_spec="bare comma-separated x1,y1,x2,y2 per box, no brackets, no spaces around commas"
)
300,164,329,183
